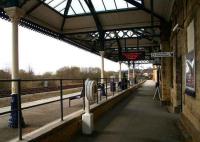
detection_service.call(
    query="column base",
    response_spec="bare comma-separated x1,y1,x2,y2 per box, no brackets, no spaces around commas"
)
82,113,93,135
161,100,170,106
8,94,25,128
167,105,182,113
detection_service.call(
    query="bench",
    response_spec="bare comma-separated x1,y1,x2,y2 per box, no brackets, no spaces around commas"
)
68,89,84,107
98,83,106,96
68,83,108,107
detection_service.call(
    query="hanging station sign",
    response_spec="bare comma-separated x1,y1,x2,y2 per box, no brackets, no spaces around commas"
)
122,52,145,61
151,52,174,58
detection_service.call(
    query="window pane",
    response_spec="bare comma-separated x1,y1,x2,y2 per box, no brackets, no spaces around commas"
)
79,0,90,13
127,2,135,8
115,0,127,9
103,0,116,10
47,0,64,8
127,0,142,8
135,0,142,4
91,0,105,11
44,0,69,14
60,9,65,15
45,0,52,3
55,1,67,12
71,0,84,14
43,0,142,15
68,7,75,15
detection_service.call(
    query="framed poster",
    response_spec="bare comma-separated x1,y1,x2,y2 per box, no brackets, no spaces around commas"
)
185,20,195,97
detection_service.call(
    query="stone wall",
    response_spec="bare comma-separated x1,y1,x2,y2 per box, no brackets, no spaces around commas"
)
160,40,172,103
170,0,200,141
160,22,172,104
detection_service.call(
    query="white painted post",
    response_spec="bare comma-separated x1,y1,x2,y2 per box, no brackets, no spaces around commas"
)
119,61,122,81
82,79,96,135
99,51,105,84
5,7,24,95
11,16,19,94
128,65,131,87
133,66,135,84
128,65,130,81
82,93,93,134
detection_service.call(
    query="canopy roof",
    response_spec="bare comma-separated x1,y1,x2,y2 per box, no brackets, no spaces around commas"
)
0,0,174,64
44,0,141,16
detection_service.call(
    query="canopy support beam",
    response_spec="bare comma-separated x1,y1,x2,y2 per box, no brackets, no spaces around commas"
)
84,0,105,50
61,0,72,32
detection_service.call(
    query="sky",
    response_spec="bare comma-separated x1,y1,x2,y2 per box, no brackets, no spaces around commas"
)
0,18,152,75
0,19,127,74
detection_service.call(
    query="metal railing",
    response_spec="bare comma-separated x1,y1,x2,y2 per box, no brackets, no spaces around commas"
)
0,77,136,141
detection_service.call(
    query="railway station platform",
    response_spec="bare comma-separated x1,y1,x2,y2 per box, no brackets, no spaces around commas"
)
0,0,200,141
0,80,183,142
72,80,182,142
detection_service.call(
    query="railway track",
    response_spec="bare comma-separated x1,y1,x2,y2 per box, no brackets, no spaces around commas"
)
0,84,83,98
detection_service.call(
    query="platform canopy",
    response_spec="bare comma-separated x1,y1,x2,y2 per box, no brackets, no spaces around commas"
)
0,0,174,63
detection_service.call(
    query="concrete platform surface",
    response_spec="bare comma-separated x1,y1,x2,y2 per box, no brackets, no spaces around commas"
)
72,80,182,142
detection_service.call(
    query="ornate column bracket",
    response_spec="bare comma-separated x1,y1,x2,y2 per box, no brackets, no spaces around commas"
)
119,61,122,82
5,7,25,22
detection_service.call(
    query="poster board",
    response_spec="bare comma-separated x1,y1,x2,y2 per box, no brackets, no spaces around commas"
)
185,20,195,97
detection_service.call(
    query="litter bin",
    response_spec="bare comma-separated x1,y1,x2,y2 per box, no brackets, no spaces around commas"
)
99,84,106,96
121,78,128,90
110,81,116,92
110,76,116,92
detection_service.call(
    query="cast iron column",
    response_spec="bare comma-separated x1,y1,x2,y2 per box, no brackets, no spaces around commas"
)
119,61,122,82
128,65,130,81
99,51,105,84
133,65,135,84
5,7,25,128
